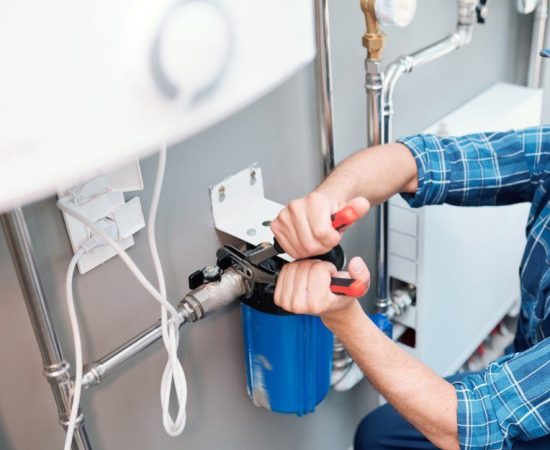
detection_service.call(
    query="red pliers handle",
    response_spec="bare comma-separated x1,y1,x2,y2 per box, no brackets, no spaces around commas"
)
331,205,361,231
330,277,368,298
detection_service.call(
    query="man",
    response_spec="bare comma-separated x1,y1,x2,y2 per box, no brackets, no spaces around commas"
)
270,124,550,446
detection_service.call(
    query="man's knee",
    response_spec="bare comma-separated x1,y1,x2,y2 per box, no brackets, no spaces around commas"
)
354,404,396,450
354,403,435,450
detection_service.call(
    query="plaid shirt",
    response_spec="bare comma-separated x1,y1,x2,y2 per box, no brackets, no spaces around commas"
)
399,126,550,450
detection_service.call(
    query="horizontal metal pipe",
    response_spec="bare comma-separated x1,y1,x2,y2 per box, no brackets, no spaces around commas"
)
81,268,245,390
407,27,473,69
383,25,474,144
81,313,186,390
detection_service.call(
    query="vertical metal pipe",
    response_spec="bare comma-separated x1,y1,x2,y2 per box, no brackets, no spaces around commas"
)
314,0,360,384
1,209,92,450
365,60,390,307
527,0,548,88
314,0,336,176
367,0,477,310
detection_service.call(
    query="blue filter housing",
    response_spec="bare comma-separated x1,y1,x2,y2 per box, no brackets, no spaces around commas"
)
241,302,334,416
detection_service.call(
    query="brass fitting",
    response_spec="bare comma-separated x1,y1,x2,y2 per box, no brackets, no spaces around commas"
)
360,0,386,61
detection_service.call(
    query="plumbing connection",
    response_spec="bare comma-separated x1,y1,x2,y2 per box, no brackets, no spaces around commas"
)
361,0,485,319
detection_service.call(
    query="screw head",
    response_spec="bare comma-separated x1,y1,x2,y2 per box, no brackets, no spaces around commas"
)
247,228,256,236
218,185,226,201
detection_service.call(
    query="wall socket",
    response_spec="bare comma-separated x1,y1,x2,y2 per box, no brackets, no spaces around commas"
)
59,161,145,274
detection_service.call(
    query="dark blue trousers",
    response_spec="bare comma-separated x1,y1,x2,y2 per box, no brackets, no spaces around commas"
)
354,372,550,450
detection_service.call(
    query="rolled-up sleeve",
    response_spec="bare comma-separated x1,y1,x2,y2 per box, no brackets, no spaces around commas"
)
397,127,550,208
453,338,550,450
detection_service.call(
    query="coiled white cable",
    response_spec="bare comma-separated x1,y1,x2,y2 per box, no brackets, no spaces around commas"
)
148,144,187,435
59,144,187,449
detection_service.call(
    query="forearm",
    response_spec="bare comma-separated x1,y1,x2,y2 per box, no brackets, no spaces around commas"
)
315,143,418,205
323,303,459,450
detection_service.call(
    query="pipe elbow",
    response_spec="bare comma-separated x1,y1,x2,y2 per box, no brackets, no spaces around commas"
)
81,363,102,389
455,25,474,47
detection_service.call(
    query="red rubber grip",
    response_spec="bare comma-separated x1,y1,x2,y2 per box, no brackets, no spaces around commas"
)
330,277,367,297
331,206,361,231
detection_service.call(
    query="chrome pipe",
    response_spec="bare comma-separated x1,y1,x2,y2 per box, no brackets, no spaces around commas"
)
367,0,477,310
527,0,548,88
82,268,245,390
314,0,336,177
82,315,186,390
1,209,92,450
366,61,385,148
314,0,357,383
383,26,474,142
365,59,390,305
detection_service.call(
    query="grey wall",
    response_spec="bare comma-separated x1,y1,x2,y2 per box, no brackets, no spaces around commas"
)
0,2,535,449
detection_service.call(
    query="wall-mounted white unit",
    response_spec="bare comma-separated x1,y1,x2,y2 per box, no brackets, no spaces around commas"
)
0,0,315,212
389,82,542,376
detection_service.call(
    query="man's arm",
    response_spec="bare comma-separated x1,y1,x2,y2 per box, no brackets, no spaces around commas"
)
314,142,418,206
272,127,549,259
325,302,460,450
274,257,459,450
275,258,550,450
453,336,550,449
270,143,417,259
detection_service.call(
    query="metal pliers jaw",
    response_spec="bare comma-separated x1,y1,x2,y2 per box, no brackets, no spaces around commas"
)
216,245,278,298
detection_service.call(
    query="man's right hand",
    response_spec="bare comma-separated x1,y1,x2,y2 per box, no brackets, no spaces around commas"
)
270,192,370,259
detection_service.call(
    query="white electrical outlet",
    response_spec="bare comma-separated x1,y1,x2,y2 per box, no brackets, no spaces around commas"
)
59,162,145,274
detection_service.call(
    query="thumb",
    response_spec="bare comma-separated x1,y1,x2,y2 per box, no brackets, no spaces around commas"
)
348,257,371,285
347,197,370,219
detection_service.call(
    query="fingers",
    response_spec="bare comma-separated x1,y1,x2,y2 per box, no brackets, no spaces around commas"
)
271,192,343,259
307,262,335,315
347,197,371,220
329,257,370,301
274,260,335,315
274,258,370,319
277,262,297,312
289,261,314,314
271,208,301,258
306,195,340,252
334,197,371,233
347,257,371,287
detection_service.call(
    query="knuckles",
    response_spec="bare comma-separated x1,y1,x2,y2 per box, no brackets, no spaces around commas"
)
305,192,325,206
302,240,322,256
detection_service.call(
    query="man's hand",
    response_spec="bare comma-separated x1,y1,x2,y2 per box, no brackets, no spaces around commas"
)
270,192,370,259
273,256,371,320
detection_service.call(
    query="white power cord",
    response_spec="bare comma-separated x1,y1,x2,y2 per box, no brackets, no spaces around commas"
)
64,234,109,450
148,145,187,435
59,143,187,449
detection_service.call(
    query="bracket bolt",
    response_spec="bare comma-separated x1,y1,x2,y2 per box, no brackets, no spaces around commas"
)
218,186,226,202
249,169,257,185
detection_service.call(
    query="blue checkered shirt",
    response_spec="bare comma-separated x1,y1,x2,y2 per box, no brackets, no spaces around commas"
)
399,127,550,450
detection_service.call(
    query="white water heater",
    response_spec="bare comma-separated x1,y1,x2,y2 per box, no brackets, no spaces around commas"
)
0,0,315,212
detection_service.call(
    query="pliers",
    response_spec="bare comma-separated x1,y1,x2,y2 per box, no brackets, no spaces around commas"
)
216,206,368,298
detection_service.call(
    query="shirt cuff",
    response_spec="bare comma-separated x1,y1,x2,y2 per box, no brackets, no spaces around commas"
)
397,134,450,208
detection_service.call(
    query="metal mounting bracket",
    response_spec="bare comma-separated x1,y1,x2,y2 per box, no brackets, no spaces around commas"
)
209,164,291,262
